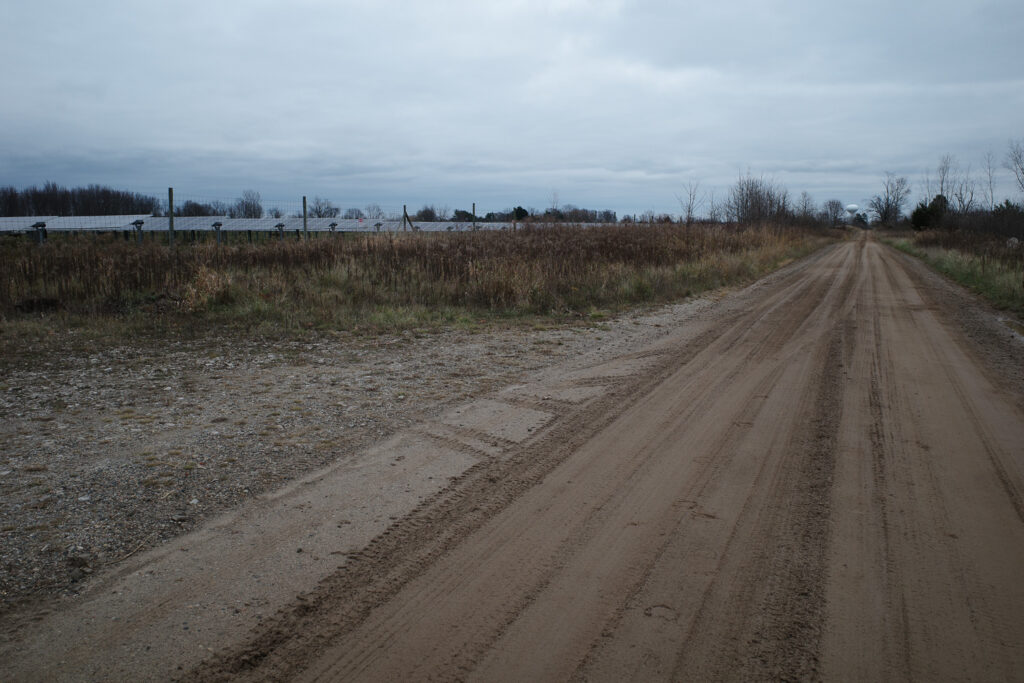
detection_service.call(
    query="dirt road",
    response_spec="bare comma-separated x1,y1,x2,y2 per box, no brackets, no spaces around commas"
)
4,235,1024,681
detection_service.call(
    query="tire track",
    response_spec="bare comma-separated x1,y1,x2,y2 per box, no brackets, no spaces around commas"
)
822,238,1024,681
47,234,1017,683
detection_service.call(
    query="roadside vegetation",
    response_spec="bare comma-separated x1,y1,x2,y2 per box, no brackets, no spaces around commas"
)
869,142,1024,319
0,223,833,356
889,231,1024,318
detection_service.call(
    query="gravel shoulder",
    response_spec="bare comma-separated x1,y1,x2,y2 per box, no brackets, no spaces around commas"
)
0,299,724,615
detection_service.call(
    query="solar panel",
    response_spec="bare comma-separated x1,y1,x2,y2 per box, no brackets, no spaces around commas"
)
0,215,529,233
0,216,59,232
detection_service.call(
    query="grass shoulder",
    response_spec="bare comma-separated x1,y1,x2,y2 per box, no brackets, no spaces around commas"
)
884,231,1024,318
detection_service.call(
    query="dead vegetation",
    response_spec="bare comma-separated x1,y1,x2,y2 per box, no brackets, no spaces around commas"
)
1,224,830,341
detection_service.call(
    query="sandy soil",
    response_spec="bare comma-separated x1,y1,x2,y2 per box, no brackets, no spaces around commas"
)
2,234,1023,681
1,301,700,607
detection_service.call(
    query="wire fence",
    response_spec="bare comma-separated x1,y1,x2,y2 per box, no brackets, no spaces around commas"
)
0,189,530,244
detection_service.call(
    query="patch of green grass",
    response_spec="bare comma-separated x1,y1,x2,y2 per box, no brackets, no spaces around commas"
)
890,238,1024,318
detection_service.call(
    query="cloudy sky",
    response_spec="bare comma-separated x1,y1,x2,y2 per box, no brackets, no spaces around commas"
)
2,0,1022,217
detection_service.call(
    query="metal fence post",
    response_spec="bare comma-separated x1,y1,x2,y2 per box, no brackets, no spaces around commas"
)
303,196,308,240
168,187,175,248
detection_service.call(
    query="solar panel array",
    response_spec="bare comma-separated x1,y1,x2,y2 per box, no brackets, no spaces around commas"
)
0,216,59,231
0,215,527,233
0,215,153,232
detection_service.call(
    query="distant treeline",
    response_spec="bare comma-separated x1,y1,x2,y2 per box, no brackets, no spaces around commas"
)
411,204,619,223
0,182,161,217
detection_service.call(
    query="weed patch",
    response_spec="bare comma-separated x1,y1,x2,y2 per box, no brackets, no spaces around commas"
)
1,224,833,360
889,234,1024,317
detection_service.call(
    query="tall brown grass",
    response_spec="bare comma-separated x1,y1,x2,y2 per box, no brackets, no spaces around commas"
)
0,223,827,332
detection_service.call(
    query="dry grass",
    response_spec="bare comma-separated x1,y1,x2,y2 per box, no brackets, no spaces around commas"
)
0,223,831,354
890,230,1024,317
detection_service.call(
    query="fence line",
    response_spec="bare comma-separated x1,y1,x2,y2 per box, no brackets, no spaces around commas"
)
0,188,657,244
0,215,520,235
0,188,520,242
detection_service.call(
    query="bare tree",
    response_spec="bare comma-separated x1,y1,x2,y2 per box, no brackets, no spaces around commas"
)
983,150,998,210
209,200,230,216
364,203,385,219
936,154,955,198
725,172,790,223
823,199,845,226
230,190,263,219
343,207,365,219
267,207,284,219
951,165,977,214
677,180,705,226
796,191,816,223
920,170,934,203
1006,139,1024,195
869,173,911,226
706,189,724,223
309,196,340,218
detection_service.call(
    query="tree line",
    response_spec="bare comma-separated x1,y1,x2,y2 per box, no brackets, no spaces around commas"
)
0,182,161,217
867,139,1024,236
147,190,276,219
0,186,375,222
0,178,841,229
673,175,854,229
409,204,617,223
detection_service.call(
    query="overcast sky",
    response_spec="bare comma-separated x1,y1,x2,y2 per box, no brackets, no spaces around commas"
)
2,0,1022,217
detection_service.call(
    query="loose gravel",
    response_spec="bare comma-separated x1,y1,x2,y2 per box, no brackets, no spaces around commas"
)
0,304,717,615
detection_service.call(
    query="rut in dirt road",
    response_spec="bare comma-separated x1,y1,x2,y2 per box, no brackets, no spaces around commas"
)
7,235,1017,682
182,235,1024,682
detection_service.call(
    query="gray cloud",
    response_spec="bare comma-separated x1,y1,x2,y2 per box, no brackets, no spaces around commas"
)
2,0,1021,215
